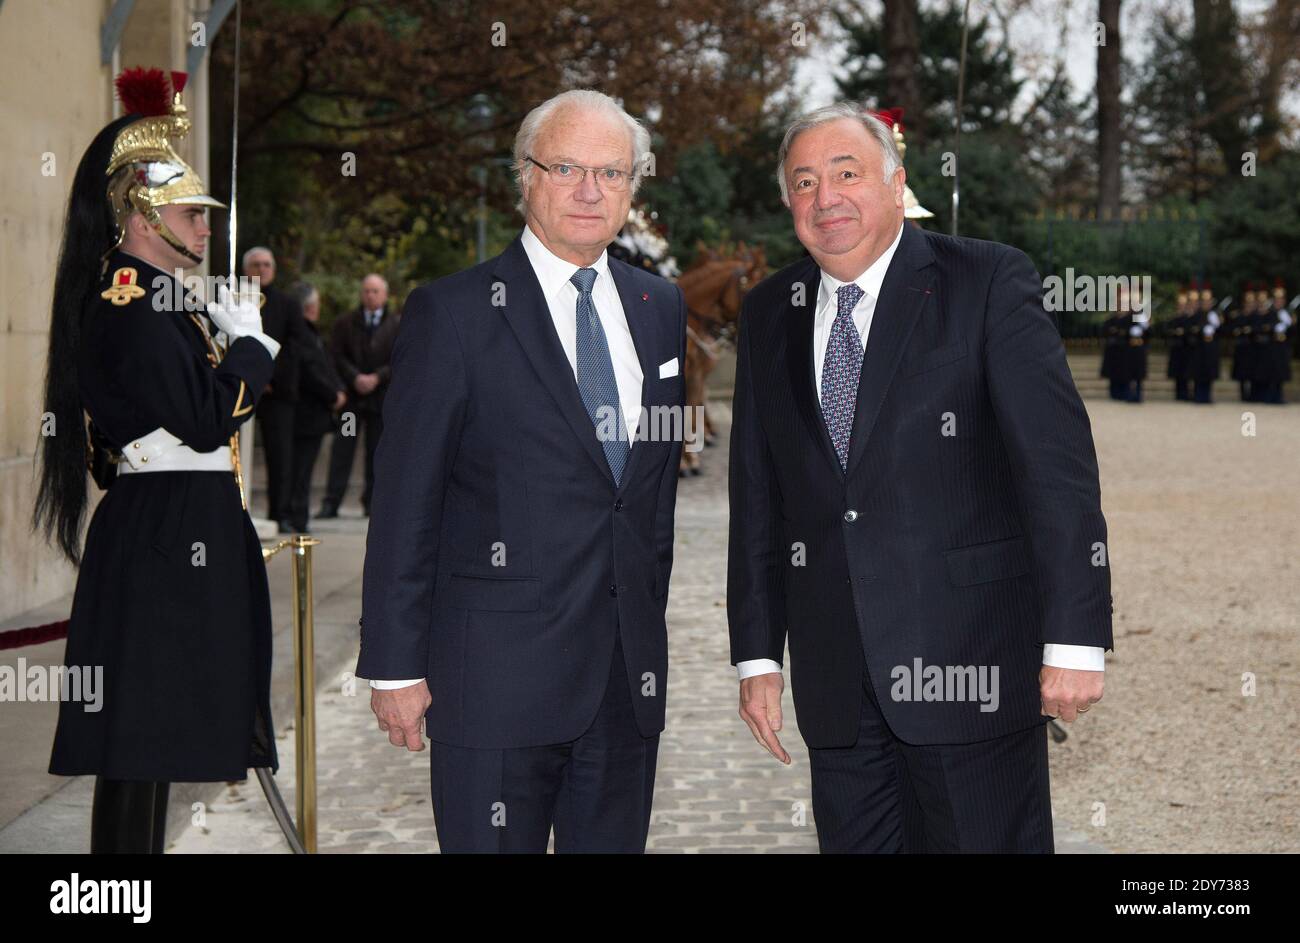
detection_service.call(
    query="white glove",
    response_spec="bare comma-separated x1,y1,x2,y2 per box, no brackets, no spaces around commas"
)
207,285,280,358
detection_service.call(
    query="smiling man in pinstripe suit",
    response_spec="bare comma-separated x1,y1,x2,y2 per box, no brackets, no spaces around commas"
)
728,103,1113,853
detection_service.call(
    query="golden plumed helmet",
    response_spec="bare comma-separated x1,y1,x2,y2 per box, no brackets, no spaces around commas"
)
106,68,224,262
871,107,934,221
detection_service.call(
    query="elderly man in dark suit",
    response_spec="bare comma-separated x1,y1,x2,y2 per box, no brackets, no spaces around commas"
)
318,273,400,518
728,103,1112,853
358,89,686,853
243,246,314,532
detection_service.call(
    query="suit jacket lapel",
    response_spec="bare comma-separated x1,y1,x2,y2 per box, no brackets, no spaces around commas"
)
493,236,615,485
784,258,843,478
610,259,658,495
844,223,936,477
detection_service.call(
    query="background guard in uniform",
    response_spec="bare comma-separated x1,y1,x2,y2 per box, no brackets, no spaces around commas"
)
1259,279,1294,404
32,68,282,853
1100,306,1128,401
1166,285,1192,401
1119,281,1148,403
1188,282,1221,404
1229,283,1256,402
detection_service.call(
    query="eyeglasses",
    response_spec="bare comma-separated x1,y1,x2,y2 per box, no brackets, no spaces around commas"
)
525,155,632,192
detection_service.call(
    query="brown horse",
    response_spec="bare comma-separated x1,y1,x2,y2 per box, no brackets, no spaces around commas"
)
675,243,767,475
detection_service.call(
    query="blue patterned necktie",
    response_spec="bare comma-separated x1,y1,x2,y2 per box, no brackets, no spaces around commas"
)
820,282,866,469
571,267,629,485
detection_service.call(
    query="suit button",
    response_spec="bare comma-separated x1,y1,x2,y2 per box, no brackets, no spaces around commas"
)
843,509,858,523
609,585,618,597
614,499,623,511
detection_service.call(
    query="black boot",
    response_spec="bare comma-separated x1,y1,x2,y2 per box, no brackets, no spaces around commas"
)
91,777,169,854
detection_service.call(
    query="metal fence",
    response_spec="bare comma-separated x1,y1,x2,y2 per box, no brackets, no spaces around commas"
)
1018,209,1210,343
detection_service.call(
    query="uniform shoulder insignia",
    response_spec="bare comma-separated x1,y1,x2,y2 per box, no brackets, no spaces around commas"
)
101,267,147,306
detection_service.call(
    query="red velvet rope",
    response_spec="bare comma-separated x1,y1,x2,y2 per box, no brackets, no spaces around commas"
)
0,619,69,651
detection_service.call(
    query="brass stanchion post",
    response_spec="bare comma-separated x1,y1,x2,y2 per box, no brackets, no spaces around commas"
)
289,535,321,853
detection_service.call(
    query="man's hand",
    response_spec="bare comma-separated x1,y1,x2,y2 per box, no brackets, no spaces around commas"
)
739,672,791,764
371,681,433,751
354,373,379,395
332,390,347,411
1040,666,1103,723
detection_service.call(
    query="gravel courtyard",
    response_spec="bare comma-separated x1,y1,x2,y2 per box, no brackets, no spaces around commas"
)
170,396,1298,854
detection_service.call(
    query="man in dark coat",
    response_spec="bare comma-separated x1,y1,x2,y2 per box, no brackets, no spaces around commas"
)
318,274,399,517
243,246,314,532
289,284,346,531
358,89,685,853
728,104,1110,853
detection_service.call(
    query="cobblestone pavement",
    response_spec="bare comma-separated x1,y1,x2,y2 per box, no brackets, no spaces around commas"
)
171,405,1104,854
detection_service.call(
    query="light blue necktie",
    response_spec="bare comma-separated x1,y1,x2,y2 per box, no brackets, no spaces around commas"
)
820,283,866,469
571,268,629,485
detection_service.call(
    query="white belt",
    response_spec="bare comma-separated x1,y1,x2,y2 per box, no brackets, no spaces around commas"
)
116,427,233,474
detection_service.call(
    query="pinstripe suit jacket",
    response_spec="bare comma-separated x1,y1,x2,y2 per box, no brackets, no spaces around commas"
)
727,223,1113,747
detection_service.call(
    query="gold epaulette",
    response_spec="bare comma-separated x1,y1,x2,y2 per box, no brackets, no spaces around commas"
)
100,266,146,306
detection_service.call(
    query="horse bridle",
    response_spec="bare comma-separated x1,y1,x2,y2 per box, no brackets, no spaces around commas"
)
687,265,750,352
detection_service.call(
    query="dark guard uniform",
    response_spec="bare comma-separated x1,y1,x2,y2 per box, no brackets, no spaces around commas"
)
1259,284,1294,404
1166,288,1191,400
1250,294,1275,402
1100,312,1126,400
1122,312,1149,402
1229,285,1254,401
48,251,279,781
34,67,284,854
1188,287,1221,404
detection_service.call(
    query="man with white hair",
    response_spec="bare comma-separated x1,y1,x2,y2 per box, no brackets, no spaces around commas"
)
728,103,1113,852
242,246,312,532
318,273,399,518
357,90,686,853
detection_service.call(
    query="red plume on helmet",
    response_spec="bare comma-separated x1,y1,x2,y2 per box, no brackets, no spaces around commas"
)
871,107,905,131
114,67,174,116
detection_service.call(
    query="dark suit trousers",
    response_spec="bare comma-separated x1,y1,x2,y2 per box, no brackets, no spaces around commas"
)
288,433,325,532
808,662,1053,853
258,397,296,522
323,409,382,511
428,635,659,853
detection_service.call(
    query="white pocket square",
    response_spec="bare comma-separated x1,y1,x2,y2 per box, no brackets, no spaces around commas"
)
658,357,679,379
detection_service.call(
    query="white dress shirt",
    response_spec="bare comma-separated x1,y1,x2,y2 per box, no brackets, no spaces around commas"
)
369,226,645,690
519,223,644,441
736,220,1104,680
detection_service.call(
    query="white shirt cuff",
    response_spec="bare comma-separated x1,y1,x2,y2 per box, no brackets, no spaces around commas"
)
736,658,783,680
1042,644,1105,672
368,678,423,690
